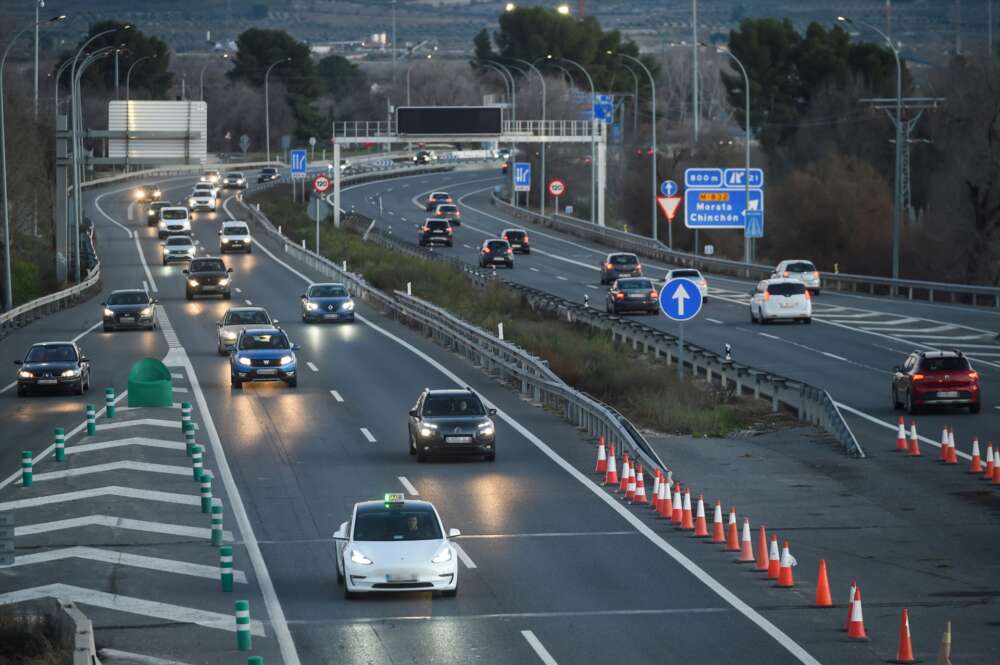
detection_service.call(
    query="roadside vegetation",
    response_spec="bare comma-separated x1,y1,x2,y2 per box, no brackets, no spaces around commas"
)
250,186,777,436
0,607,71,665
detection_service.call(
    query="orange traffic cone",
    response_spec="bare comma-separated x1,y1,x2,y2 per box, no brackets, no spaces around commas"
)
693,495,709,537
844,581,857,631
671,484,684,524
969,436,982,473
625,463,637,502
896,416,909,451
633,465,648,504
755,526,769,571
594,437,607,473
814,560,833,607
946,428,959,465
767,535,780,579
847,587,868,640
776,540,796,587
657,476,671,517
680,489,694,530
937,621,952,665
711,501,725,543
908,421,921,457
650,469,660,508
992,449,1000,484
939,426,949,461
619,454,631,492
725,507,739,551
603,448,618,486
738,518,755,562
983,442,995,479
895,608,915,663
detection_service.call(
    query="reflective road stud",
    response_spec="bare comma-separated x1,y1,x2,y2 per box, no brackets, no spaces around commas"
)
191,445,204,481
220,546,234,592
104,388,115,419
21,452,32,487
85,405,97,435
200,472,214,513
184,421,196,457
235,600,251,650
180,401,192,431
211,505,224,547
54,428,65,462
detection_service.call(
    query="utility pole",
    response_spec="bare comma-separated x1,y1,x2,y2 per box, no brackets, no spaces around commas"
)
955,0,962,55
692,0,700,141
391,0,398,89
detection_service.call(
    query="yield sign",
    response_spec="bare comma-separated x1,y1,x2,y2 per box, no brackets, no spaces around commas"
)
657,196,682,221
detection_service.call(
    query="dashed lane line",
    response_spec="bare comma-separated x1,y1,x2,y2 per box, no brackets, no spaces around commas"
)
307,362,319,372
706,318,723,324
330,390,344,402
757,332,781,340
397,476,419,496
522,630,559,665
821,351,849,362
556,275,568,281
360,427,377,443
245,299,253,306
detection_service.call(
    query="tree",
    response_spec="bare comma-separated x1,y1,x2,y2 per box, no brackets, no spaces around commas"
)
473,28,493,63
317,55,366,99
56,22,173,99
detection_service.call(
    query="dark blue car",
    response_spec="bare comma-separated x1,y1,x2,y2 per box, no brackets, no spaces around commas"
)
230,327,299,389
301,282,355,323
102,289,158,331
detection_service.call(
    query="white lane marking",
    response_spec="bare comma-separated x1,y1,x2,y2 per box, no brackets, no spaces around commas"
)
586,284,598,290
235,287,243,293
451,542,477,569
171,372,183,378
360,427,377,443
757,332,781,340
67,437,186,455
397,476,419,496
835,402,972,461
9,547,248,583
821,351,848,362
706,318,723,324
0,585,264,636
307,362,318,372
134,234,159,292
31,461,190,482
0,486,199,511
97,650,202,665
235,195,822,665
172,386,189,393
127,202,136,221
530,267,540,272
521,630,559,665
0,320,102,394
15,515,231,541
245,299,253,306
460,530,636,539
556,275,568,281
93,190,134,238
330,390,344,402
463,243,472,249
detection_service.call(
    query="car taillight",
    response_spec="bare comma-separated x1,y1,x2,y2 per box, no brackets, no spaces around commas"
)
763,292,771,301
783,271,790,277
635,264,642,271
455,211,461,217
649,290,658,298
615,292,624,300
968,371,979,381
506,248,513,254
912,373,925,381
483,247,491,253
436,210,443,216
523,235,529,243
804,290,812,300
421,226,429,232
446,198,453,203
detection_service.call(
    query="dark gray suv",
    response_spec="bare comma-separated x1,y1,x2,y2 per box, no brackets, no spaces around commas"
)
408,389,497,462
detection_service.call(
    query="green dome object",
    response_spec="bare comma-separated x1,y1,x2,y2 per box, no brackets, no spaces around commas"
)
127,358,174,408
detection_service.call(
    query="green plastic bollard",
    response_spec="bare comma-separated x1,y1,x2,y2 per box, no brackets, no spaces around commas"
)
211,504,224,547
248,657,264,665
180,401,192,431
54,427,65,462
220,546,234,592
191,445,203,481
183,421,196,457
85,404,97,436
21,451,32,487
200,471,213,513
235,600,251,650
104,387,115,420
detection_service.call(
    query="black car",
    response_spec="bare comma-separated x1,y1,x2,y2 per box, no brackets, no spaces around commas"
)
418,219,453,247
147,201,172,226
134,184,162,202
183,257,232,300
258,167,281,183
102,289,158,331
607,278,659,315
600,253,642,284
413,150,434,165
408,388,496,462
15,341,91,397
478,239,513,269
501,228,530,254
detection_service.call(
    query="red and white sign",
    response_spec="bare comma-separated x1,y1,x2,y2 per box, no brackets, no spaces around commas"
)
657,195,682,221
312,174,332,194
547,178,567,197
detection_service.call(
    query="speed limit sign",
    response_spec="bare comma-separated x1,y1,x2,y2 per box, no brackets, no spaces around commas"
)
312,174,331,194
547,178,566,197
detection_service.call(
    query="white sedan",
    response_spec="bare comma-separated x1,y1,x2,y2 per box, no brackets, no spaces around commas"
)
664,268,708,302
334,495,461,599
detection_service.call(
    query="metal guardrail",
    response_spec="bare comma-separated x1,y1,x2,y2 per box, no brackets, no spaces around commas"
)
0,262,101,338
491,193,1000,309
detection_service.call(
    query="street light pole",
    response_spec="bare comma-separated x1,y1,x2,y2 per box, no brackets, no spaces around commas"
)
556,57,597,225
405,54,432,106
114,47,120,99
717,45,752,265
619,61,639,138
692,0,700,142
620,53,658,244
510,57,546,217
391,0,397,88
264,57,290,165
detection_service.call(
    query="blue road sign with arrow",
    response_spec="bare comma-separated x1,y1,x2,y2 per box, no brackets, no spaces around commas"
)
660,180,678,197
513,162,531,192
744,211,764,238
290,149,307,178
659,277,703,321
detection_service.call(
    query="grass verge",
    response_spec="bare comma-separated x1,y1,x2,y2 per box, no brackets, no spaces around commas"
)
0,607,71,664
249,185,778,436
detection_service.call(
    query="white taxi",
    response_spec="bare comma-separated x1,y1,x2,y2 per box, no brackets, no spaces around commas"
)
334,494,461,599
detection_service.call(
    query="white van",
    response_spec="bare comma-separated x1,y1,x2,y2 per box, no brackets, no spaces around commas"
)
219,220,252,254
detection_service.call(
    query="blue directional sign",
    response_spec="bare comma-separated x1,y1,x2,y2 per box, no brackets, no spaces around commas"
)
513,162,531,192
290,149,307,178
659,277,703,321
593,94,614,123
660,180,678,197
744,211,764,238
684,188,764,229
723,168,764,188
684,168,724,189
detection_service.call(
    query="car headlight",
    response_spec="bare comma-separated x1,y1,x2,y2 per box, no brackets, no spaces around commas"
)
147,209,155,217
103,308,114,317
222,237,231,243
140,307,153,317
341,300,354,311
238,357,252,366
61,368,80,377
350,549,373,565
18,370,33,379
154,190,161,198
419,423,438,437
431,546,453,564
478,423,495,437
279,355,293,366
222,331,237,340
305,302,319,311
218,278,230,286
188,279,199,287
135,191,145,199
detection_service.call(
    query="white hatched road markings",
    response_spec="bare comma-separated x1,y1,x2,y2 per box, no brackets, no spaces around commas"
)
31,461,191,482
451,542,477,569
397,476,419,496
9,547,248,583
15,515,232,542
235,287,243,293
330,390,344,402
98,650,201,665
307,362,319,372
0,585,265,636
157,305,182,348
245,299,253,306
127,202,136,221
360,427,377,443
0,486,200,512
556,275,568,281
522,630,559,665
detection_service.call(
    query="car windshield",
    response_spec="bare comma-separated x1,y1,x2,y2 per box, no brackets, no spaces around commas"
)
353,507,442,541
262,168,277,175
25,344,76,363
225,310,271,326
191,259,226,272
671,270,701,278
432,194,449,200
437,205,458,213
107,292,148,305
151,202,169,210
238,332,289,350
426,220,450,230
486,241,509,251
223,226,248,236
767,282,807,296
920,356,971,372
786,262,816,273
308,284,348,297
226,172,243,178
504,230,525,239
162,209,187,220
620,279,653,291
422,394,486,416
610,255,638,265
165,237,192,247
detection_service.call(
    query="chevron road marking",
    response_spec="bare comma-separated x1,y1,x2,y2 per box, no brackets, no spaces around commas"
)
14,515,232,541
67,437,187,455
99,649,199,665
8,546,247,583
0,486,200,512
31,461,191,482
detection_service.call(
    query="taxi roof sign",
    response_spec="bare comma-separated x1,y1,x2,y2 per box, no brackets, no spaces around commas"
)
384,493,405,506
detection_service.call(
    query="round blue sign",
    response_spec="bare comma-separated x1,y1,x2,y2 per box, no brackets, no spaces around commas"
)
659,277,703,321
660,180,678,198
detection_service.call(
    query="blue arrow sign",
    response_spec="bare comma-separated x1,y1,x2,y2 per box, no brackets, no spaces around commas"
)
659,277,703,321
290,149,307,177
744,211,764,238
684,168,724,189
660,180,678,198
684,188,764,229
513,162,531,192
723,167,764,189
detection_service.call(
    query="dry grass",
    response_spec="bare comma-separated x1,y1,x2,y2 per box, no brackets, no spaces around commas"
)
0,607,71,665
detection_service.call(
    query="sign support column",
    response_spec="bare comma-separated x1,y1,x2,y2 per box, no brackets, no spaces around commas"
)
333,142,341,229
596,123,606,227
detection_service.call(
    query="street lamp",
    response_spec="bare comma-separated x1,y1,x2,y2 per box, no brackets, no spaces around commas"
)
405,53,432,106
715,44,753,265
505,2,516,11
1,12,65,311
264,57,291,164
201,52,230,101
838,15,903,282
508,57,546,217
556,3,571,15
125,54,156,102
617,52,659,245
554,56,597,225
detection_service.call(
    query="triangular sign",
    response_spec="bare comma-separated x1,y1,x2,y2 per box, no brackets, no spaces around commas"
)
657,196,682,221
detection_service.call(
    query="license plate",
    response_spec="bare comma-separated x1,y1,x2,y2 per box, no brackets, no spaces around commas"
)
256,369,277,375
387,573,417,582
38,379,57,385
446,435,473,443
937,391,959,398
202,285,219,291
511,243,521,247
628,294,644,299
120,316,134,322
433,231,444,234
324,314,340,319
781,302,796,308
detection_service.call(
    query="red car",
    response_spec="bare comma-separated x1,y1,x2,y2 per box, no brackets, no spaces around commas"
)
892,350,981,414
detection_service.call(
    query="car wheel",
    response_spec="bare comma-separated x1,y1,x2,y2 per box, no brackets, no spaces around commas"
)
446,241,453,247
749,307,756,323
336,563,344,584
16,384,28,397
905,391,918,415
103,324,112,332
485,451,496,462
416,448,428,463
223,291,232,300
409,435,417,455
218,346,228,356
84,374,90,391
74,379,84,396
970,402,981,414
246,247,252,254
803,317,812,324
344,586,359,600
441,587,458,598
158,232,165,239
231,375,242,390
891,385,901,410
186,291,194,301
286,376,298,388
162,259,167,266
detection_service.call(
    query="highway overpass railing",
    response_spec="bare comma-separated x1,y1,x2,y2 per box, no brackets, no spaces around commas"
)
490,193,1000,309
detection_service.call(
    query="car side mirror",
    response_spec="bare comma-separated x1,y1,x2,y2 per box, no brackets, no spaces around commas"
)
13,359,22,365
488,408,497,416
894,366,901,373
227,268,233,273
182,269,189,275
151,299,159,305
218,231,222,235
80,356,88,363
448,528,462,539
100,301,106,306
215,321,222,327
333,528,346,540
408,408,418,418
291,343,300,351
300,294,307,300
272,319,279,324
